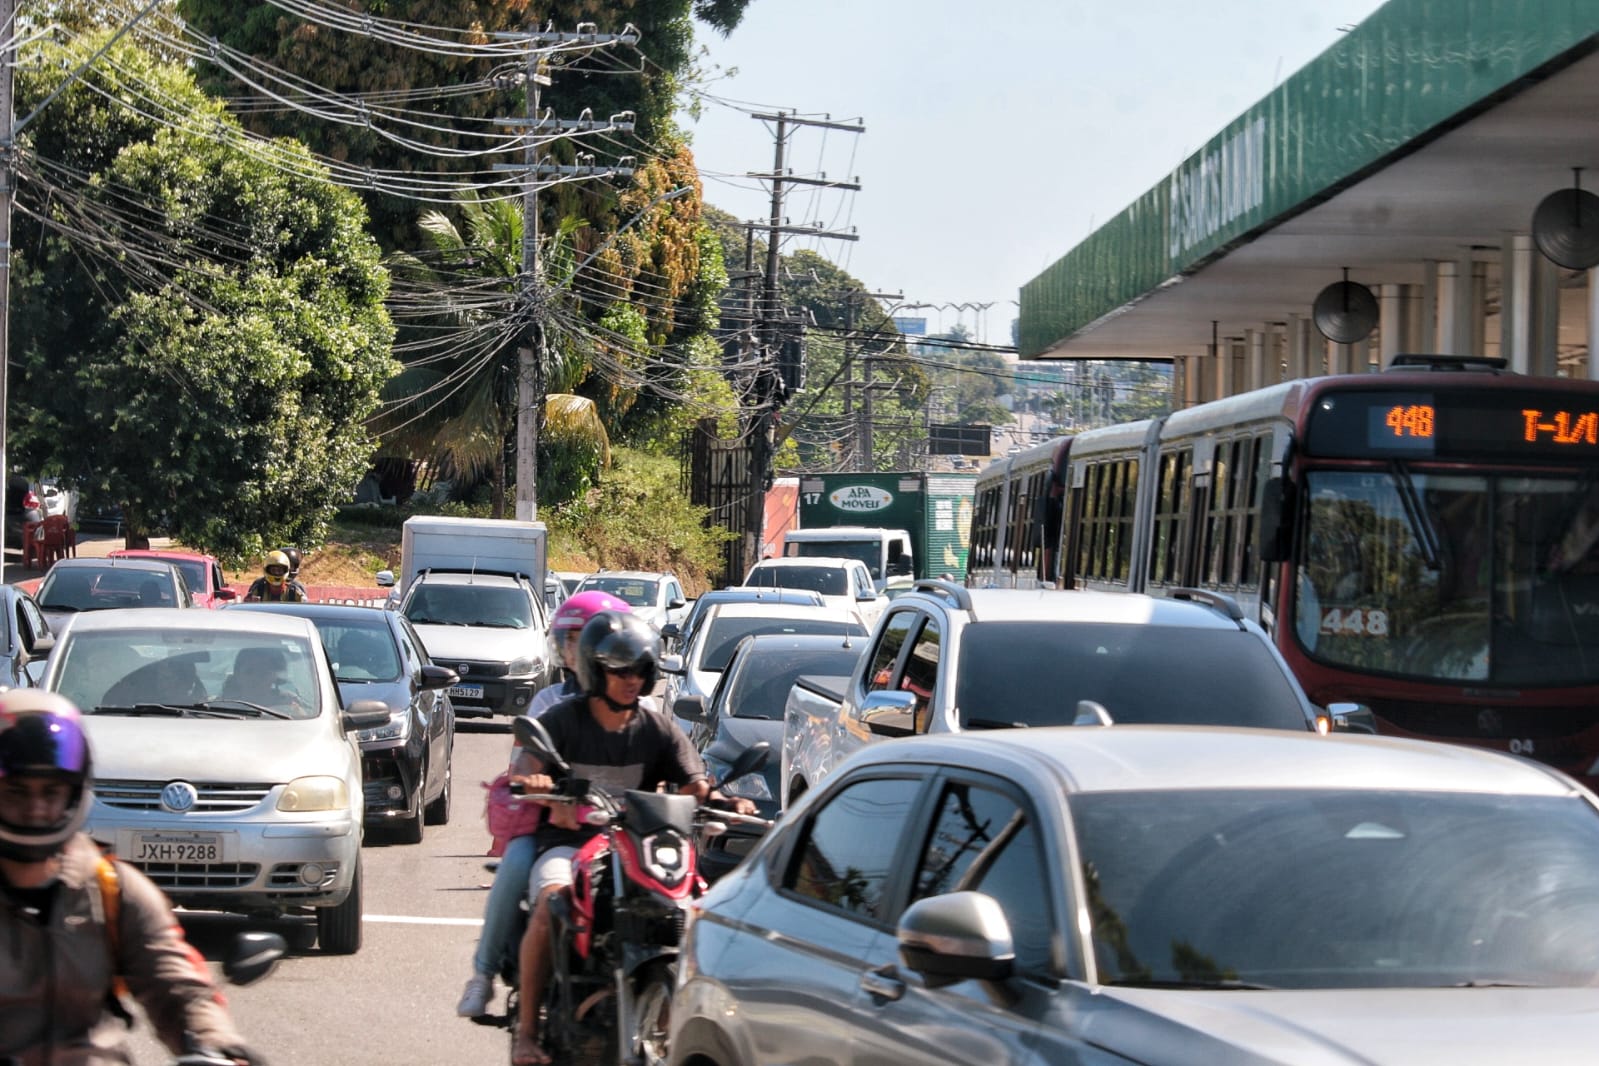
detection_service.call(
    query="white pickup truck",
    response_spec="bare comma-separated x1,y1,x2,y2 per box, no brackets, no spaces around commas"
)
779,581,1330,809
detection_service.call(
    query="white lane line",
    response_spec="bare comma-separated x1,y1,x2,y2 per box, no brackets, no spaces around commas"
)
364,914,484,926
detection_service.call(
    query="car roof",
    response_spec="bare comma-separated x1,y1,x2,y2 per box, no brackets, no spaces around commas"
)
416,571,521,587
62,607,318,638
46,557,183,575
231,602,396,624
861,726,1579,797
701,586,823,603
737,632,865,654
705,602,861,623
748,557,858,570
582,570,670,581
905,587,1247,629
108,549,218,564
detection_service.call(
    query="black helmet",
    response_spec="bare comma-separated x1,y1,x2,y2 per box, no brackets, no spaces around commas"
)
575,610,659,697
279,546,303,577
0,691,93,862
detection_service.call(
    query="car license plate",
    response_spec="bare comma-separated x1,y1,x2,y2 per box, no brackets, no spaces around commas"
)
130,831,228,863
448,683,484,700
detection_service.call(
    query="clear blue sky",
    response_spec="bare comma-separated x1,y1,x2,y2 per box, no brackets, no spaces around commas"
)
680,0,1390,345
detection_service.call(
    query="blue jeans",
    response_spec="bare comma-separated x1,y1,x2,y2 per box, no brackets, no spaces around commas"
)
474,833,537,977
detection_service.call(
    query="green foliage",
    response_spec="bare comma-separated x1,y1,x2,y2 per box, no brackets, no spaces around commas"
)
547,447,733,592
10,33,394,558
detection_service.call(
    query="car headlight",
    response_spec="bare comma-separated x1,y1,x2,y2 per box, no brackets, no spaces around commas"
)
358,712,409,743
278,776,350,812
508,656,540,676
705,755,774,801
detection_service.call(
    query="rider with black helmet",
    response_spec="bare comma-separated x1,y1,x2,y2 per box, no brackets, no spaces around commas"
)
0,692,264,1065
508,611,754,1066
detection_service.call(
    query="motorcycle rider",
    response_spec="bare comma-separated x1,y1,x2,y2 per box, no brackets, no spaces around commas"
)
243,550,307,604
276,547,303,584
455,589,632,1018
509,611,755,1066
0,691,264,1066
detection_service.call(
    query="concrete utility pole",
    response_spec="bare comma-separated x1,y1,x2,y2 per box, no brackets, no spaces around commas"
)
740,110,861,573
846,289,902,472
491,24,637,523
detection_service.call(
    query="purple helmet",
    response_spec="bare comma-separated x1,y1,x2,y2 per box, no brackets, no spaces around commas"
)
552,589,631,634
0,691,93,862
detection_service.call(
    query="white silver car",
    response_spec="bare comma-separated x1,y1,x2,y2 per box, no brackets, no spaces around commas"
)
675,727,1599,1065
573,570,688,632
42,609,380,954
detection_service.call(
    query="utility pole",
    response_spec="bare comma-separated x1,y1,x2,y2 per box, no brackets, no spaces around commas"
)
739,110,861,575
491,25,637,523
846,289,901,472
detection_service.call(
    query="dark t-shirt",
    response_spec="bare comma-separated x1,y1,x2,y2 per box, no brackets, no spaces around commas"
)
533,696,707,849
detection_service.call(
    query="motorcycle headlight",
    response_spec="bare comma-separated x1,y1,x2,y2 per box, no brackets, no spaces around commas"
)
278,776,349,812
358,712,409,743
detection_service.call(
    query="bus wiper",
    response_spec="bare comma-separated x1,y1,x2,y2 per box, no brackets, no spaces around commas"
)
1388,460,1441,570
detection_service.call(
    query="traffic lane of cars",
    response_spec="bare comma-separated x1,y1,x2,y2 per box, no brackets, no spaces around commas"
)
672,726,1599,1066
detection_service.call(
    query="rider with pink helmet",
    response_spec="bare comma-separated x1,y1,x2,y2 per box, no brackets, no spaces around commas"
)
457,588,632,1018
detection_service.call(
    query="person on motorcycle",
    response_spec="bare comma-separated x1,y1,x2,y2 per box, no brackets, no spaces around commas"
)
455,589,633,1018
243,550,307,604
276,547,303,584
0,691,264,1066
509,611,755,1066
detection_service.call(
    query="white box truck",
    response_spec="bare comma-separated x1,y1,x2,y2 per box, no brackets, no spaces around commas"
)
377,516,553,717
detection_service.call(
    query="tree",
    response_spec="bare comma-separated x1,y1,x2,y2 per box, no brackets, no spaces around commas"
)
10,33,394,557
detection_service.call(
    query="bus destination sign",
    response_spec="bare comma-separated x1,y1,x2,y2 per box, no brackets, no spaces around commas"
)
1306,389,1599,460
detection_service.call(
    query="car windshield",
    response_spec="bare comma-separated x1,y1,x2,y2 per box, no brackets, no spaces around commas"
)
721,644,863,719
745,565,848,597
54,628,321,720
953,623,1308,730
787,540,882,579
578,577,658,607
320,621,401,682
700,617,866,673
1296,469,1599,685
404,584,532,628
1075,788,1599,989
38,568,171,611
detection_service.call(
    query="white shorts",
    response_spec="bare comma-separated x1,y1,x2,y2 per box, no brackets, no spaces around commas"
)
528,845,579,898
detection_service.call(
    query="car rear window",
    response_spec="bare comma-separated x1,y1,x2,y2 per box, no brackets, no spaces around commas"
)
702,618,865,673
722,645,864,719
744,566,848,597
953,622,1309,731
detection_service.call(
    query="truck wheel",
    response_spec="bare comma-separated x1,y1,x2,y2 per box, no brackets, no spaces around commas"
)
317,859,363,955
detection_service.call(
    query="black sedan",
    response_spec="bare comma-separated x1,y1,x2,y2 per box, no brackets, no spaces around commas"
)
673,632,865,881
232,603,457,844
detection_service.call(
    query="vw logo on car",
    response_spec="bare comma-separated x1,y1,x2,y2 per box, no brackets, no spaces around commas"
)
159,780,199,813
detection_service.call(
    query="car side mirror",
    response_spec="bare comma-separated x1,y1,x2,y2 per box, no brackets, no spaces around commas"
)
342,700,391,731
668,597,686,610
859,689,917,737
659,653,685,675
214,588,237,602
856,589,879,602
673,694,706,723
513,715,571,777
659,623,681,642
897,891,1015,988
1319,701,1377,735
375,569,395,588
26,633,54,660
420,664,459,691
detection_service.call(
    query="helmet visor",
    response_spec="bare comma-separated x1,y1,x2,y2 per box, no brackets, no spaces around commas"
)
0,712,89,779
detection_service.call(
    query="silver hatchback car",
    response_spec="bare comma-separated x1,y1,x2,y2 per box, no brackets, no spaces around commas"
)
673,727,1599,1065
41,609,382,954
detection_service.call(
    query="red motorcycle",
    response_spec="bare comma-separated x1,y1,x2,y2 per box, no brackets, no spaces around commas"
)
507,717,770,1066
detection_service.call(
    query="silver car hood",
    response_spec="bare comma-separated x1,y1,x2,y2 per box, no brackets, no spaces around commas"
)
83,715,352,783
410,623,536,663
1084,985,1599,1064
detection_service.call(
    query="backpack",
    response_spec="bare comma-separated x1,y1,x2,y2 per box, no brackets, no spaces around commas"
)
94,855,130,1002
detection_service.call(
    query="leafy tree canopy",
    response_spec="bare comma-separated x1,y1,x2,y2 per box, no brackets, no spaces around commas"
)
10,33,395,559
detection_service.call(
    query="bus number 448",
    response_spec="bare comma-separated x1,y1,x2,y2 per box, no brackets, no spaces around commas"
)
1318,607,1390,637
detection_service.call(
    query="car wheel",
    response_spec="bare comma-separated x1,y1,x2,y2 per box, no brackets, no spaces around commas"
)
425,745,452,826
317,859,363,955
394,768,425,845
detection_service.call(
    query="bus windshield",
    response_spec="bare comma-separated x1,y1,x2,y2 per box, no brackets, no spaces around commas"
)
1294,468,1599,685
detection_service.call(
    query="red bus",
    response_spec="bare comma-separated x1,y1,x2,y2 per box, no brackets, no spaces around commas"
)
969,356,1599,785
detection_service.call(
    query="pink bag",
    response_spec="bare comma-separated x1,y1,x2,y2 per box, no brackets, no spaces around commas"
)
483,772,543,857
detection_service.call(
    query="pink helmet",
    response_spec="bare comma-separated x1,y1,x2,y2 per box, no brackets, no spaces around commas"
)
552,589,630,633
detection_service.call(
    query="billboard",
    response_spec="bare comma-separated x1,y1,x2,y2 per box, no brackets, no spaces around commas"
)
929,423,991,456
893,316,927,335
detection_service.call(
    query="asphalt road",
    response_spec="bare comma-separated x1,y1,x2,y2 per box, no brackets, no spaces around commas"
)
124,719,524,1066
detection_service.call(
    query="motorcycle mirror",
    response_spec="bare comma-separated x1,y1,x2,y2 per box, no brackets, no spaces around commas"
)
222,931,287,986
721,741,771,786
513,715,570,777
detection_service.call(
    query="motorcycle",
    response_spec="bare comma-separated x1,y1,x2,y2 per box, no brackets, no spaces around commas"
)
171,932,286,1066
505,716,772,1066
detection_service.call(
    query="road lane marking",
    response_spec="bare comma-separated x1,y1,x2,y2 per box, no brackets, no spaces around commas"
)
364,914,484,926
